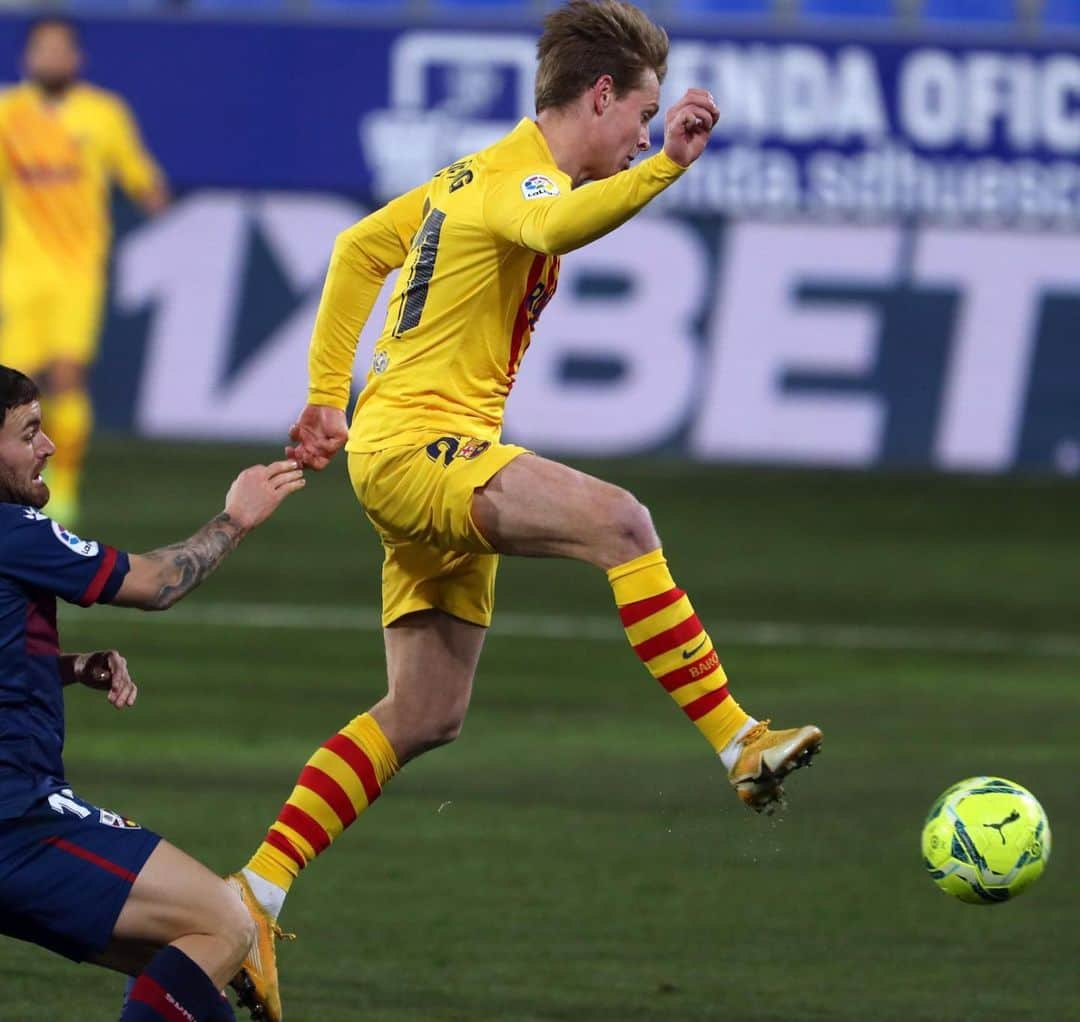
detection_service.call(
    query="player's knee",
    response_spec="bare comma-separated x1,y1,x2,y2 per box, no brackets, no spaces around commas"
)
214,890,256,971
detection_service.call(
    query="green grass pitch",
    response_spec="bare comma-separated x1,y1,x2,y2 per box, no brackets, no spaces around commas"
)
3,437,1076,1021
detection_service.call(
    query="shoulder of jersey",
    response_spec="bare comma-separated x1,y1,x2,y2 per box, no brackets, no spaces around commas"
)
0,84,25,112
0,503,48,521
0,504,49,540
73,83,124,112
488,127,563,184
483,129,528,168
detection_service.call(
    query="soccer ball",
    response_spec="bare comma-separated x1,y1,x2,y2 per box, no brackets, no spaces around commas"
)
921,776,1051,905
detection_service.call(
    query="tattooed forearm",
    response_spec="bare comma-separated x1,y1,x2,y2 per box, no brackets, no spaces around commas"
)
142,512,246,610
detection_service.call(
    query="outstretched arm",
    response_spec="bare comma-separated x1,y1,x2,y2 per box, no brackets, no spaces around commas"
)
115,511,246,611
485,90,718,256
113,460,305,611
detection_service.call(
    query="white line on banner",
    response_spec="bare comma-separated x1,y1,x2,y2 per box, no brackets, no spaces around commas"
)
67,602,1080,659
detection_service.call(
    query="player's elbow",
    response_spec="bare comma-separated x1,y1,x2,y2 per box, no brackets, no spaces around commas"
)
140,592,178,612
331,224,394,278
119,591,174,613
329,227,360,267
523,230,571,258
528,214,602,256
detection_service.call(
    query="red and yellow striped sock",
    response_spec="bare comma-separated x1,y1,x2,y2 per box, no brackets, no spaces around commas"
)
608,549,749,753
245,713,399,891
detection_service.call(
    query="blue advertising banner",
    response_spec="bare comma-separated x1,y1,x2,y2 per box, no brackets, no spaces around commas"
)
1,13,1079,472
4,15,1080,218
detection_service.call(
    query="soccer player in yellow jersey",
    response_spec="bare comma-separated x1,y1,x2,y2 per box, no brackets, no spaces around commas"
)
229,4,822,1018
0,17,169,525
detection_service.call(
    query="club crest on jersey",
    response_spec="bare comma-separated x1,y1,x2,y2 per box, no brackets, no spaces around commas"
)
372,350,390,375
51,521,99,558
521,174,560,201
458,438,491,460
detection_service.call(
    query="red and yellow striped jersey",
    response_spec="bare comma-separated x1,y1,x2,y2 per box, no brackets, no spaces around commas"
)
0,82,163,277
306,117,685,452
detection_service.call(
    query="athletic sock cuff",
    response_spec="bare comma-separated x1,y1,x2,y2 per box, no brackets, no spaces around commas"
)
141,946,220,1020
343,712,400,782
607,549,673,606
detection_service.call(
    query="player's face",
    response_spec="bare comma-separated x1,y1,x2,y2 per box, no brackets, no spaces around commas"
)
588,69,661,180
0,402,55,509
24,24,82,95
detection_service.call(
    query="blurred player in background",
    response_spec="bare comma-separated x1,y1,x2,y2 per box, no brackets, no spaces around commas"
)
230,3,821,1019
0,17,169,526
0,364,305,1022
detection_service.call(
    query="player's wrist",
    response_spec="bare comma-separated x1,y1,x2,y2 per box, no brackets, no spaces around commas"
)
58,654,82,686
216,508,254,538
305,390,349,412
62,652,102,687
658,146,692,172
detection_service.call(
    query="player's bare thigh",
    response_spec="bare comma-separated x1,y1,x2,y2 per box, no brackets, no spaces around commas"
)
371,609,487,764
471,453,660,570
91,839,253,987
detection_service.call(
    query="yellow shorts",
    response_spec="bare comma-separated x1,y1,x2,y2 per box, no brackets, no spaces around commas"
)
0,273,105,375
348,434,530,628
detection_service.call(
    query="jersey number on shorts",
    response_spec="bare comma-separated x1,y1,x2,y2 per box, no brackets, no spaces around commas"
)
393,208,446,337
48,789,91,819
426,436,459,466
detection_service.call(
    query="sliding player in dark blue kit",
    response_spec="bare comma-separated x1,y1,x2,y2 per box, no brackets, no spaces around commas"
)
0,365,304,1022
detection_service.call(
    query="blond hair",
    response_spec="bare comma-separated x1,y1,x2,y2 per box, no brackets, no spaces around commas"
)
535,0,669,114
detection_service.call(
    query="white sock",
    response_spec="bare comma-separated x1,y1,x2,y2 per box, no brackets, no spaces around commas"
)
242,867,287,921
719,717,759,772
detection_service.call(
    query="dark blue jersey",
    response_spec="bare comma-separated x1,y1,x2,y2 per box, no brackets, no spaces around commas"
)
0,504,130,819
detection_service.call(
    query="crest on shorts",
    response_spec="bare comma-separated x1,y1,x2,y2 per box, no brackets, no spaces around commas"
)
99,808,141,829
458,438,491,460
425,436,490,466
521,174,560,200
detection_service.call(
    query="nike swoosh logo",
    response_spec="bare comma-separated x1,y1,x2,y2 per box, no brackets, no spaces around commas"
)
682,639,708,660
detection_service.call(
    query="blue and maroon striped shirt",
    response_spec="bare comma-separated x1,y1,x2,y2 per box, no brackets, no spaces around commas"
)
0,503,129,819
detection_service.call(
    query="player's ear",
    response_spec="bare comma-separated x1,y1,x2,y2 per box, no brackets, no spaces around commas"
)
591,74,614,116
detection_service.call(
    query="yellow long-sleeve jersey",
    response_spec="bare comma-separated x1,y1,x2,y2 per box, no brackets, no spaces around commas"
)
307,118,685,453
0,82,163,277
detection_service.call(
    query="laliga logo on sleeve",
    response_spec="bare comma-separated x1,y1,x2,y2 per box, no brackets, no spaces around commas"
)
51,520,100,558
521,174,560,200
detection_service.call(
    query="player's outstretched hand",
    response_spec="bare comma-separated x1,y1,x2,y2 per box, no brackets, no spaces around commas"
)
286,403,349,471
663,89,720,169
224,460,306,532
77,650,137,710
